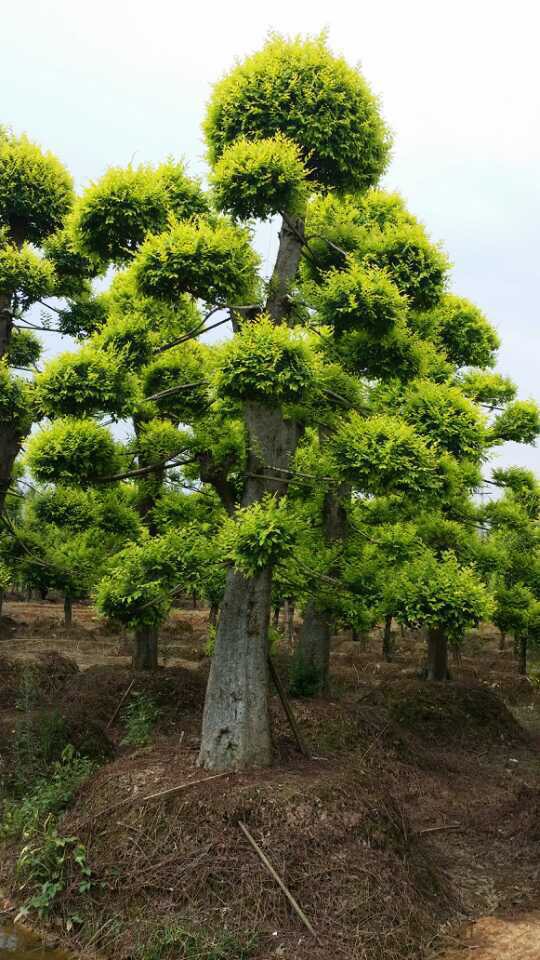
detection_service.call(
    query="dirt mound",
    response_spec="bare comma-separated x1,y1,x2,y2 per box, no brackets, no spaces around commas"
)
55,749,453,960
0,652,79,709
379,680,523,744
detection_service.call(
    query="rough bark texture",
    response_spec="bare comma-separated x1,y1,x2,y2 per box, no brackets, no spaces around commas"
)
295,481,350,694
0,424,22,515
198,215,305,771
382,614,393,662
64,595,73,627
518,634,528,676
426,627,449,681
0,293,13,361
198,565,273,770
133,626,159,671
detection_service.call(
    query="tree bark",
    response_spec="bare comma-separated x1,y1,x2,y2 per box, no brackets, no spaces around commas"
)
64,595,73,627
284,599,295,650
426,627,449,681
295,480,350,693
133,625,159,671
518,634,528,676
0,293,13,361
198,565,273,770
272,604,281,629
208,603,219,627
382,614,393,662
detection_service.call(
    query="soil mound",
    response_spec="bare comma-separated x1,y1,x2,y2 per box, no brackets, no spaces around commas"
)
57,749,453,960
379,680,523,743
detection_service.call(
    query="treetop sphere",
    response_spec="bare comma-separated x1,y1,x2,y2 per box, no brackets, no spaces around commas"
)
0,130,73,245
204,34,392,194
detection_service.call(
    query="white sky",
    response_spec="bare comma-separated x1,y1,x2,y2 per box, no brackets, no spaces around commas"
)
4,0,539,472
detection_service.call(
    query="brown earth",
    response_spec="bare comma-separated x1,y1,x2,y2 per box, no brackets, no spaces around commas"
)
1,602,540,960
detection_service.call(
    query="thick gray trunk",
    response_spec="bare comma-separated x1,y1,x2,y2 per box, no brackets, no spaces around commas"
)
198,565,272,770
0,294,13,361
198,215,304,770
426,627,449,681
133,625,159,670
382,614,393,662
64,595,73,627
0,425,22,515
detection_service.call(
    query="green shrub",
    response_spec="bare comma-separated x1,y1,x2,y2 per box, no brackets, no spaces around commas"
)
16,819,92,919
121,693,160,747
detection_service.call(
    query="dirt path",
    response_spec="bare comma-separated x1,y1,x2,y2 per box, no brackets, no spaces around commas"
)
439,912,540,958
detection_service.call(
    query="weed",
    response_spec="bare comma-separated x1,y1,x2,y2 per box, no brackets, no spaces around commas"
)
140,922,258,960
16,818,92,919
289,651,324,698
1,745,94,840
121,692,160,747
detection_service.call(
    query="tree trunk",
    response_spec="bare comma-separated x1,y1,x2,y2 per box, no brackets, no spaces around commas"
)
382,614,393,662
208,603,219,627
0,589,3,618
294,600,331,695
0,293,13,361
272,604,281,629
426,627,449,681
284,599,295,650
63,595,73,627
518,634,528,676
198,565,272,770
295,480,350,693
198,214,305,771
133,625,159,671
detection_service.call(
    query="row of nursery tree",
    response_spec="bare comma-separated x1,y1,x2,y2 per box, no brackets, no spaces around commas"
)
1,35,539,770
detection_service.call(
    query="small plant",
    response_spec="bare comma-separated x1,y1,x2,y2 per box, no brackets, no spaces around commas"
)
1,745,94,840
204,624,217,657
16,817,92,918
140,922,258,960
121,692,160,746
289,652,325,698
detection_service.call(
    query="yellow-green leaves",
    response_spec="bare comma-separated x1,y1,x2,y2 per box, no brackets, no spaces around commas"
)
430,294,499,368
218,315,314,404
0,243,56,308
402,380,486,460
35,347,135,419
26,419,119,485
332,412,441,496
211,135,308,221
317,262,406,336
142,343,209,422
0,132,73,244
73,162,208,266
0,362,33,435
221,495,296,576
205,34,391,193
362,223,450,312
489,400,540,445
134,218,260,305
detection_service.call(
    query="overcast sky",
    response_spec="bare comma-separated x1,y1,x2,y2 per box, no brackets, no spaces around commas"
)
3,0,539,473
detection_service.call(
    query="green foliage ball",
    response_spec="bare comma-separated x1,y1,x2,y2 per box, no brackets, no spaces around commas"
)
211,135,308,221
362,223,449,312
402,380,485,460
0,131,73,244
205,34,391,193
218,315,314,404
26,418,119,485
317,262,406,336
0,362,33,435
430,294,499,368
0,243,56,308
7,329,42,368
36,347,135,419
134,217,260,305
143,344,208,421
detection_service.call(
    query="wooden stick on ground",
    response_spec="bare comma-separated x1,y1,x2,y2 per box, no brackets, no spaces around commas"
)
238,820,319,942
106,679,135,729
416,822,462,836
267,655,310,759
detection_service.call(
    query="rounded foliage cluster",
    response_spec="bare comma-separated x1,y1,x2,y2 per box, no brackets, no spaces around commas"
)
143,344,208,421
0,362,32,435
0,132,73,244
390,551,493,640
43,224,103,297
218,315,313,404
222,494,296,576
32,485,96,530
362,223,449,312
489,400,540,446
93,314,153,370
0,242,56,308
36,347,135,419
7,329,42,368
317,263,406,336
431,294,499,368
26,418,119,485
205,34,391,193
134,420,188,466
211,135,308,221
402,380,485,460
134,217,259,305
332,412,441,496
